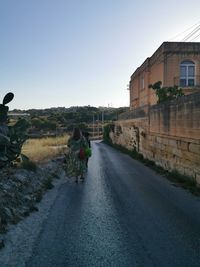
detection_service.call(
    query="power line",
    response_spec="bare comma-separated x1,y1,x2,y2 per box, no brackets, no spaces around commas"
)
190,32,200,42
131,21,200,83
168,21,200,41
181,24,200,41
156,21,200,64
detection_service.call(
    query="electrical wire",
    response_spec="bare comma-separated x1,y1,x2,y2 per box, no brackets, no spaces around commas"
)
169,21,200,41
190,32,200,41
181,24,200,41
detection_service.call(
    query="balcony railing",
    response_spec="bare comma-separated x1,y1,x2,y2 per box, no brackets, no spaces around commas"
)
173,76,200,88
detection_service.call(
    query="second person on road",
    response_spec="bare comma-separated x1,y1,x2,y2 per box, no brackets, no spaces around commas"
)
66,127,88,183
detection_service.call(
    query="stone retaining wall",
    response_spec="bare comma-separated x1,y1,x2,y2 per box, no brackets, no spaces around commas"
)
110,93,200,184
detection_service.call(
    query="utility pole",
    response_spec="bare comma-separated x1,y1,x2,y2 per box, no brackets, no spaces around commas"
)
102,110,104,136
93,114,95,139
97,113,100,138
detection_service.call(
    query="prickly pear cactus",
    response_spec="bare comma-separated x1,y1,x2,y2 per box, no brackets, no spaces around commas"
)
0,93,29,167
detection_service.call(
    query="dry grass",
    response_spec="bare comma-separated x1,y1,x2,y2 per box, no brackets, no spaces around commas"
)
22,134,70,163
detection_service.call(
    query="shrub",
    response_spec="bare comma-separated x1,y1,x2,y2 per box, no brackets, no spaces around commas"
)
149,81,184,103
20,160,37,172
103,124,115,144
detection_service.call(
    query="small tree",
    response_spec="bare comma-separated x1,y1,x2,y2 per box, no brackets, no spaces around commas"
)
149,81,184,103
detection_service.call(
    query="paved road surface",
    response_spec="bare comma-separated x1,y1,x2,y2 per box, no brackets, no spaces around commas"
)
26,141,200,267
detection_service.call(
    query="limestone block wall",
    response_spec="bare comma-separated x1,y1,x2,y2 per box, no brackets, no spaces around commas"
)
110,92,200,184
150,93,200,139
110,119,142,151
141,134,200,184
109,118,148,152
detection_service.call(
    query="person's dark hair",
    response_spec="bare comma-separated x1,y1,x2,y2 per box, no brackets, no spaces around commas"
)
72,127,81,141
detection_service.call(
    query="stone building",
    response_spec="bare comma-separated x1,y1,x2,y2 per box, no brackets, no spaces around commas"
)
129,42,200,110
111,42,200,184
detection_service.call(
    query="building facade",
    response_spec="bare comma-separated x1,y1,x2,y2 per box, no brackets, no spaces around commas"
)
129,42,200,110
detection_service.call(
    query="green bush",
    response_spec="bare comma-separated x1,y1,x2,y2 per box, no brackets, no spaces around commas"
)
103,124,115,144
149,81,184,103
21,160,37,172
43,178,54,190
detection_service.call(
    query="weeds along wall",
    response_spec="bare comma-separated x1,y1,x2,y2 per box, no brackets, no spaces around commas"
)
109,92,200,184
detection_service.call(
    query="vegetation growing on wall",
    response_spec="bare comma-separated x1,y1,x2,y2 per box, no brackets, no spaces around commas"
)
103,124,115,144
105,134,199,195
149,81,184,103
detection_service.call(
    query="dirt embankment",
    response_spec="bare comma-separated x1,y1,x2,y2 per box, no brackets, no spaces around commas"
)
0,158,65,248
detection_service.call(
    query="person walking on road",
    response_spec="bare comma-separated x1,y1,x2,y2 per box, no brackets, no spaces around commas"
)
82,131,91,167
66,127,88,183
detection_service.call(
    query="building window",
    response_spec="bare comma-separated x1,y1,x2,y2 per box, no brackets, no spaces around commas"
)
180,60,195,87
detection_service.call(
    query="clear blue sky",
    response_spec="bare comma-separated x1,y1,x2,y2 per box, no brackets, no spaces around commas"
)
1,0,200,110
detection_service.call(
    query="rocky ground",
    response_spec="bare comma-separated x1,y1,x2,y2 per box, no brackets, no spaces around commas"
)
0,157,66,250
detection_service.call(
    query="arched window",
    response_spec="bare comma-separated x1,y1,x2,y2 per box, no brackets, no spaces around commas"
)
180,60,195,87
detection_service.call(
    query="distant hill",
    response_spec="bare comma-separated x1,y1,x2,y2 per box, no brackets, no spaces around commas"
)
9,106,128,136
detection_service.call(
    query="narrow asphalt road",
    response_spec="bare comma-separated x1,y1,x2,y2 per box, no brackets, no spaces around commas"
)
26,141,200,267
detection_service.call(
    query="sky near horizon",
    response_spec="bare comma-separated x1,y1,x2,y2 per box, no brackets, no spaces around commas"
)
1,0,200,110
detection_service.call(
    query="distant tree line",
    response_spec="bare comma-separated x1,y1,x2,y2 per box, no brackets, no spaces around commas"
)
11,106,128,135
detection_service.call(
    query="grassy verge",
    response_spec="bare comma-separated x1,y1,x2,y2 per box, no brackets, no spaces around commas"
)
104,140,200,196
22,134,69,163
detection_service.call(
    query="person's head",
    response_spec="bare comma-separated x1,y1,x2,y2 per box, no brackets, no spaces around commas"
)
72,127,82,141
